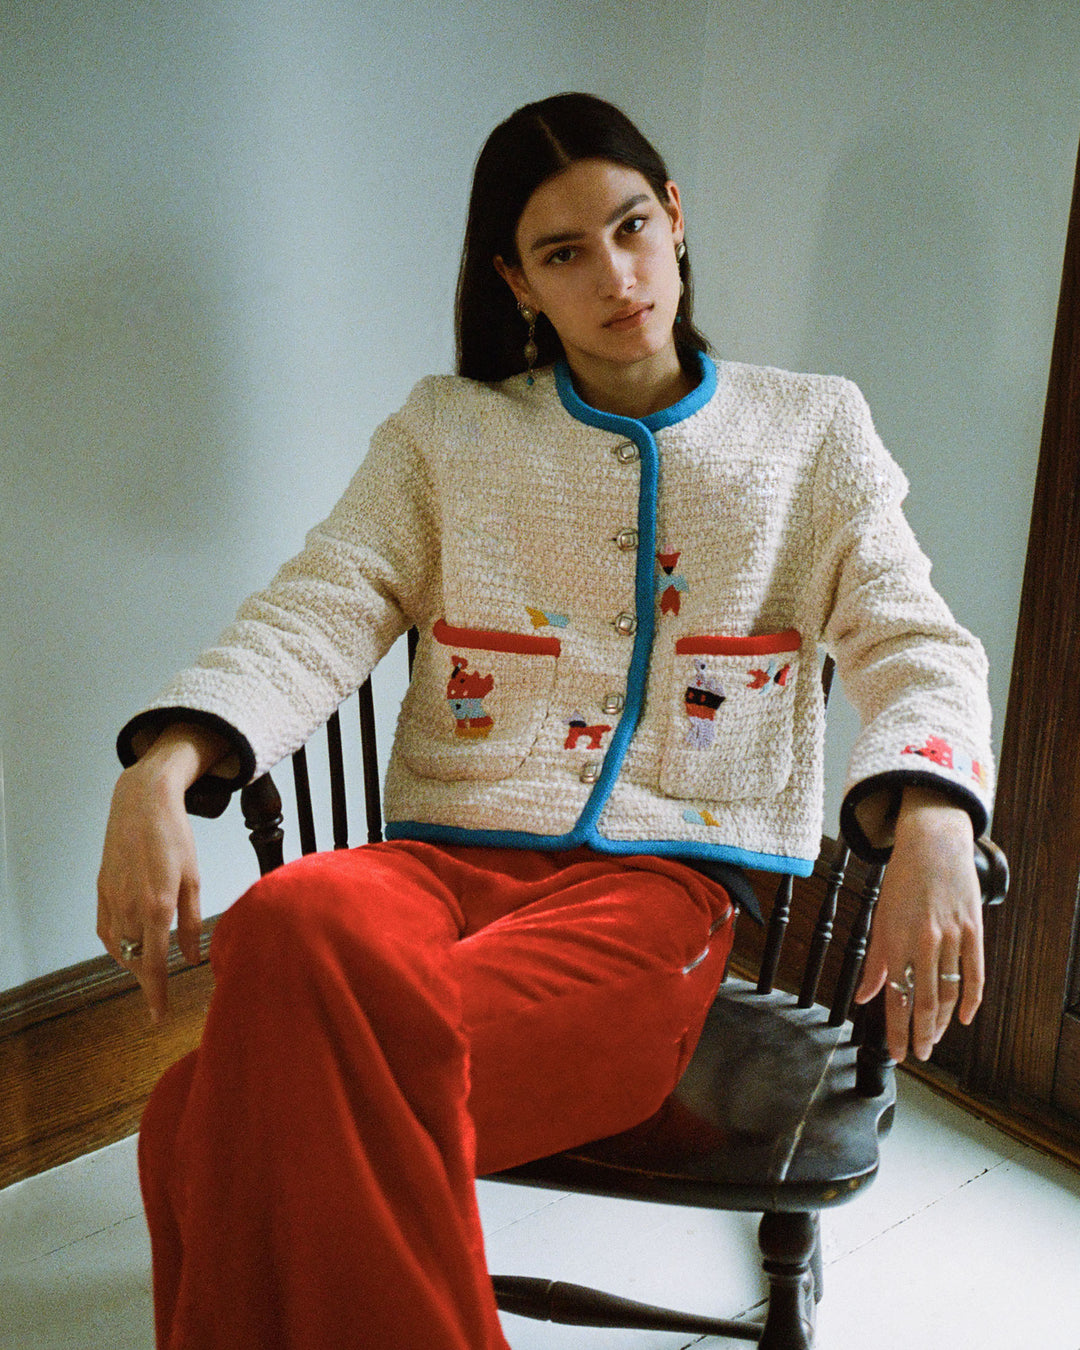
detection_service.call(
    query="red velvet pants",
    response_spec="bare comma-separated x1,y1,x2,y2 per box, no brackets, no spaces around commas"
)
138,840,734,1350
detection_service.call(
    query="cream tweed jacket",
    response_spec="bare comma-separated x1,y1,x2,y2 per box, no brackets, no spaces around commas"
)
120,355,994,875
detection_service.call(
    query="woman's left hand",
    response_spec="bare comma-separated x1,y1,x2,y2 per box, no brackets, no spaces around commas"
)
854,786,984,1062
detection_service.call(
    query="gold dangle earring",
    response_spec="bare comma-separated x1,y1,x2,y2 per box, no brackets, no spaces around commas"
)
519,303,539,385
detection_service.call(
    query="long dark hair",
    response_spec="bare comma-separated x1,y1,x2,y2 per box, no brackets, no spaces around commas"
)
456,93,709,382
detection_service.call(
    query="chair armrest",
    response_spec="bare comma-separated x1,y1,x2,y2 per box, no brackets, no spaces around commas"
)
974,836,1008,906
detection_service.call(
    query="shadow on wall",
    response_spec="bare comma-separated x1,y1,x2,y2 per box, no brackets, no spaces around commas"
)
0,237,243,981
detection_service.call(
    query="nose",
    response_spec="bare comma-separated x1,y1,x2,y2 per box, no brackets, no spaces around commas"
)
596,243,634,298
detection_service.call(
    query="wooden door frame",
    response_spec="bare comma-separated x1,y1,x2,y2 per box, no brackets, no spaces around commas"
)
961,137,1080,1126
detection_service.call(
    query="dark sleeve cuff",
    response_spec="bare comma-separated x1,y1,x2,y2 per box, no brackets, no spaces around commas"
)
840,769,990,865
116,708,258,820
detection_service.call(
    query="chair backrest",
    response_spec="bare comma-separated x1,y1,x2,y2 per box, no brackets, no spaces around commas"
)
237,643,1006,1064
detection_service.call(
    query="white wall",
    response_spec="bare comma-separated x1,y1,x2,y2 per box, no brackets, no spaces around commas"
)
685,0,1080,818
2,0,1077,990
0,0,673,988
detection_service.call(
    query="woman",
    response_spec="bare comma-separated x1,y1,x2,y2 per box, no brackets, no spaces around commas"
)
98,93,991,1350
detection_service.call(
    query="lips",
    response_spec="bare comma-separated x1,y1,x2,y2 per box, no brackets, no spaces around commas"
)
604,304,652,331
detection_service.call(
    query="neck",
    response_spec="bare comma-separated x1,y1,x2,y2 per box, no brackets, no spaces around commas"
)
566,347,695,420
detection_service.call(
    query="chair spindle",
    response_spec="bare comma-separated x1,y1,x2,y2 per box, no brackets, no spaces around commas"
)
357,677,383,843
798,840,850,1008
326,710,349,850
854,989,893,1097
757,874,794,995
240,773,286,877
292,746,318,856
828,860,885,1026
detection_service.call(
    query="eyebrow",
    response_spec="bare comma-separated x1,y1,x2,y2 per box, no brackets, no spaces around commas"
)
526,193,652,254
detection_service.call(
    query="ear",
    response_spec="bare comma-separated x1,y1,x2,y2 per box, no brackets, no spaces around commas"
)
493,255,536,313
662,181,685,247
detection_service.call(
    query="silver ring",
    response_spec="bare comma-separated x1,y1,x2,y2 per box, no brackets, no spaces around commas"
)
938,972,962,984
887,962,916,1007
118,937,144,962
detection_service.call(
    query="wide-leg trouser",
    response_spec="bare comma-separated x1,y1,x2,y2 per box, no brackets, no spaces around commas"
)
138,840,735,1350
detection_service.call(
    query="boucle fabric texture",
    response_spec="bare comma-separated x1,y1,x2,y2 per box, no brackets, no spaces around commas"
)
119,355,993,874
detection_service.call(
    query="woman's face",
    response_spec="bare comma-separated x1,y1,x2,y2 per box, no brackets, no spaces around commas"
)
495,159,685,398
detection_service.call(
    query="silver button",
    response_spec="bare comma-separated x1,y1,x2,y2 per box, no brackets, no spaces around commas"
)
580,761,602,784
615,528,639,551
602,692,625,715
612,441,639,464
614,612,637,636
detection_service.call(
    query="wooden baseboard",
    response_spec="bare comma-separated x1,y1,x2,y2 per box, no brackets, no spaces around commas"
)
0,926,216,1188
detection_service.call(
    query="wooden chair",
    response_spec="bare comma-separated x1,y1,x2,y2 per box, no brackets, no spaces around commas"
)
238,654,1007,1348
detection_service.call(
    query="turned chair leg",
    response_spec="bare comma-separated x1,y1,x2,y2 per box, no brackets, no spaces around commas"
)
757,1210,818,1349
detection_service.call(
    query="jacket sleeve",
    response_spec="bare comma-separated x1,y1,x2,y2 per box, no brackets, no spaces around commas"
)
117,379,442,811
806,379,994,861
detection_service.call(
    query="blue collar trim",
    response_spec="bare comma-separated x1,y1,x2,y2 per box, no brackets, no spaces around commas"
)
553,351,716,432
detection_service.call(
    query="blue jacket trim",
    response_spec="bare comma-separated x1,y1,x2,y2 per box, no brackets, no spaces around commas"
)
553,351,717,431
549,354,722,845
384,818,814,877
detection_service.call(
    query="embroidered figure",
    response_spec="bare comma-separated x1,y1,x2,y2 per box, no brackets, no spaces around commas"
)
684,658,725,748
656,549,689,616
564,712,612,751
525,606,569,630
903,734,953,768
683,807,723,828
747,661,791,692
446,655,495,739
902,735,988,788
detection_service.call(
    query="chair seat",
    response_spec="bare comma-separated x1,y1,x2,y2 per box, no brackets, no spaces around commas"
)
493,978,896,1214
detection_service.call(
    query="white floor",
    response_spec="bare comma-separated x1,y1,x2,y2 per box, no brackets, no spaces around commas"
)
3,1074,1080,1349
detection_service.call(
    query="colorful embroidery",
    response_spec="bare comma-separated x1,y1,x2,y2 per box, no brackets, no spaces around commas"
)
525,606,569,630
902,735,989,789
446,655,495,739
656,549,689,616
564,713,613,751
683,807,723,828
747,662,791,692
684,659,725,748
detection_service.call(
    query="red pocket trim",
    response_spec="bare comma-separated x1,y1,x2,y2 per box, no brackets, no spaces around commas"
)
675,630,801,657
433,618,561,657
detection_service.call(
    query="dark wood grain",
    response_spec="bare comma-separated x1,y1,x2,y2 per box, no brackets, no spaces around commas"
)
965,138,1080,1108
0,936,215,1187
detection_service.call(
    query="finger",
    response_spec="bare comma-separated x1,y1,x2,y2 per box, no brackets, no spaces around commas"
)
885,974,914,1062
855,955,887,1005
176,869,203,966
933,936,962,1043
854,930,889,1005
958,921,985,1025
911,939,950,1061
133,926,172,1026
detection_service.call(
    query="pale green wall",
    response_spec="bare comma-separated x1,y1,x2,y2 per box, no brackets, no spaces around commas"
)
1,0,1077,989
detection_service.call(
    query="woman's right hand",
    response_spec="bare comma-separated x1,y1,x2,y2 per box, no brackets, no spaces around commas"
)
97,724,228,1023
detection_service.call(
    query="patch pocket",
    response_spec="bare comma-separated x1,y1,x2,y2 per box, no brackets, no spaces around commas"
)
397,619,560,782
658,631,801,802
